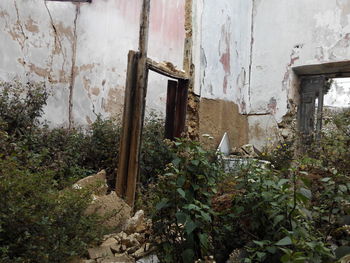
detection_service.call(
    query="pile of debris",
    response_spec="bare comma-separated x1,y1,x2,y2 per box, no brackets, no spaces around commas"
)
83,210,156,263
70,171,159,263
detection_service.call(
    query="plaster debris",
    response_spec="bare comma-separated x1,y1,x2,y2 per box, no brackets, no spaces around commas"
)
71,210,155,263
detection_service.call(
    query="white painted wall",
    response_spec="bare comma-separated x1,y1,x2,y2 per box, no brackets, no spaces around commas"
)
200,0,252,113
2,0,349,147
248,0,350,147
0,0,185,127
324,78,350,107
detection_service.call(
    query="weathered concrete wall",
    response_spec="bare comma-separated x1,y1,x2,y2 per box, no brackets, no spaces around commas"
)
0,0,185,127
199,0,252,111
2,0,349,148
248,0,350,147
197,0,350,149
195,0,252,146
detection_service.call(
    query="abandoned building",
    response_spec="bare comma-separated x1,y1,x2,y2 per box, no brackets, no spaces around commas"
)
1,0,350,150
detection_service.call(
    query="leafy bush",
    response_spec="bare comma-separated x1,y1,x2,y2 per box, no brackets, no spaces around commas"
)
261,140,294,173
151,139,223,263
0,157,105,263
140,113,172,185
0,81,171,262
0,81,170,189
217,162,334,263
0,81,48,137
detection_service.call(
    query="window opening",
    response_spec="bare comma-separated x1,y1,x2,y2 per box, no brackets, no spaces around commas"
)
299,76,350,144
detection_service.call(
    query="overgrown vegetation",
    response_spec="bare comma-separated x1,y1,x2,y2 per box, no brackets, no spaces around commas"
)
148,108,350,262
0,158,105,263
1,81,349,262
0,81,170,262
150,139,223,263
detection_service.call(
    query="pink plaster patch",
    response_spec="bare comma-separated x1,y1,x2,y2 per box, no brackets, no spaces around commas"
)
219,18,231,94
150,0,186,44
220,49,231,74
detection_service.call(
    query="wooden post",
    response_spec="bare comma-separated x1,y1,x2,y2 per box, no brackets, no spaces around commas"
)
116,0,151,207
315,82,324,142
165,80,178,139
174,80,189,138
116,50,139,198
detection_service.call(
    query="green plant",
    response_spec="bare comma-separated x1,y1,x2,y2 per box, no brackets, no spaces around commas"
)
213,161,334,263
261,140,294,173
0,81,171,189
151,139,223,263
0,81,48,137
0,157,106,263
140,113,172,185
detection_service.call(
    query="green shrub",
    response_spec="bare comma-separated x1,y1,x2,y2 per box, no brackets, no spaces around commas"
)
140,113,172,185
0,81,48,138
0,81,170,189
151,139,223,263
0,81,171,262
222,162,334,263
0,157,105,263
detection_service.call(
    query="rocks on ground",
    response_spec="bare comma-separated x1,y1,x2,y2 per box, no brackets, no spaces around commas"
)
74,170,132,230
73,210,156,263
70,171,158,263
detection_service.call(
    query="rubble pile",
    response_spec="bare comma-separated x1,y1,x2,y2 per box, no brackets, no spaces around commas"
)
76,210,157,263
69,171,158,263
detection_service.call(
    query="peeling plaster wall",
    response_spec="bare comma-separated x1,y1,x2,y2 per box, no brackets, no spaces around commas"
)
248,0,350,148
198,0,350,149
197,0,252,146
200,0,252,112
0,0,185,127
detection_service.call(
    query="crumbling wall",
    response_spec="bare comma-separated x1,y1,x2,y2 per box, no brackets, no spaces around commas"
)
195,0,252,147
197,0,350,149
247,0,350,148
0,0,185,127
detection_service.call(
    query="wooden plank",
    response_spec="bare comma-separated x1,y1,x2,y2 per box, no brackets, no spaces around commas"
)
147,58,188,80
116,50,139,198
293,61,350,77
165,80,178,139
46,0,91,2
124,0,151,207
174,80,189,138
315,81,325,142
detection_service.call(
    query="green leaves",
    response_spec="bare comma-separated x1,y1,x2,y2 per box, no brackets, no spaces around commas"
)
156,198,169,211
275,236,292,246
177,188,186,199
184,220,197,235
299,188,312,200
151,138,222,262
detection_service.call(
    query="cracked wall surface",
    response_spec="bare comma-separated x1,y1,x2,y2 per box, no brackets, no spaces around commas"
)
248,0,350,148
0,0,185,127
2,0,350,148
197,0,350,149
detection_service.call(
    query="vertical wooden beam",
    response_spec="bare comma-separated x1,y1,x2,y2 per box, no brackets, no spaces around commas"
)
165,80,178,139
315,82,324,142
174,80,189,138
116,51,139,198
116,0,151,206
